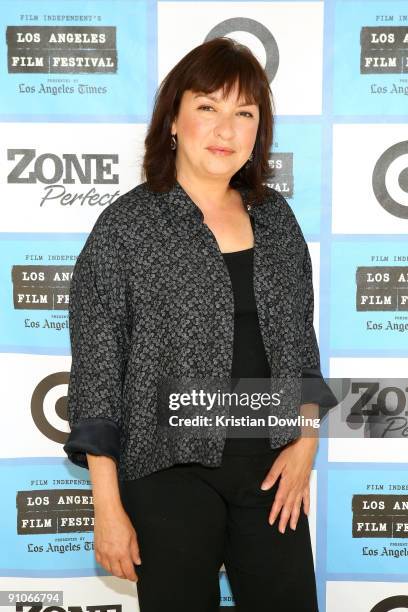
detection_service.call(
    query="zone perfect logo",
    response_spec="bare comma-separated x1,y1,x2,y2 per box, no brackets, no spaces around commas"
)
7,148,120,208
7,149,119,185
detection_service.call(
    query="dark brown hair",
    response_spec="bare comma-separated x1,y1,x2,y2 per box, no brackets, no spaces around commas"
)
141,37,275,206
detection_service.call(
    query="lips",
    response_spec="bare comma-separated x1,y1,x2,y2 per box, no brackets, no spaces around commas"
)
207,146,234,153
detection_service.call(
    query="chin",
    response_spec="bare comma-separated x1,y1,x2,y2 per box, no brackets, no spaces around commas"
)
203,161,236,173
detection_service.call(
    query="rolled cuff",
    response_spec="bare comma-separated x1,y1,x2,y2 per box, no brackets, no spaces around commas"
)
301,367,339,421
63,417,120,469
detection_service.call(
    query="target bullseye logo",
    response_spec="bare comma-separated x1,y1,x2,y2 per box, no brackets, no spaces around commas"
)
31,372,70,444
372,141,408,219
371,595,408,611
205,18,279,83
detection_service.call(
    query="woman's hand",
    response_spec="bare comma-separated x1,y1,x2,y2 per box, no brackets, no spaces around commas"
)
260,436,319,533
94,504,142,581
85,454,142,581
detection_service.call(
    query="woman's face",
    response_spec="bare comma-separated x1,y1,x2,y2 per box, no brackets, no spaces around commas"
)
171,81,260,182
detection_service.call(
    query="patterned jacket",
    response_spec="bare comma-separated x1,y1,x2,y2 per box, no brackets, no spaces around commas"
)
63,180,337,481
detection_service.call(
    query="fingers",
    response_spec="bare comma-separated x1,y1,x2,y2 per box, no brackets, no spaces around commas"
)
130,533,142,566
302,485,311,516
110,558,126,579
95,552,113,575
120,556,139,582
260,465,281,490
95,535,141,582
268,488,285,528
288,492,303,531
96,552,139,581
269,486,310,533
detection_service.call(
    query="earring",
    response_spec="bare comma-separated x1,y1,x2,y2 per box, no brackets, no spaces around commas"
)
248,151,254,162
170,134,177,150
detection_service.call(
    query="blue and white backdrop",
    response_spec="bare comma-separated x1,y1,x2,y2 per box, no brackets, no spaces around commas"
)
1,1,408,611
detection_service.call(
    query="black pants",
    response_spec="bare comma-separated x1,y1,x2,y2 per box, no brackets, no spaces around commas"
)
119,447,319,612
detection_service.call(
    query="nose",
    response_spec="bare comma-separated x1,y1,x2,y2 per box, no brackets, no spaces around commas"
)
214,114,235,140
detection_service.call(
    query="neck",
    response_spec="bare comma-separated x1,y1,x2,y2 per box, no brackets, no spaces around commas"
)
175,169,235,213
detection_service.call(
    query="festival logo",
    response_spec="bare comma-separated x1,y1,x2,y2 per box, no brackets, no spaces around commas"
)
0,462,98,572
327,469,408,574
0,240,80,350
333,2,408,114
330,242,408,350
265,124,324,235
0,1,149,118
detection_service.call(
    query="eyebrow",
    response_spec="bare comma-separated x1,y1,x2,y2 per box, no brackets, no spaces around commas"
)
193,93,256,107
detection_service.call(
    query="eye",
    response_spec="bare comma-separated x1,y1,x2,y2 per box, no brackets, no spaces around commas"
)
197,105,254,118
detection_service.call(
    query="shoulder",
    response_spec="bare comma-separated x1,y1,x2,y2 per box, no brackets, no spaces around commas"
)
73,183,156,268
261,186,305,242
83,182,164,251
261,185,296,219
92,182,160,231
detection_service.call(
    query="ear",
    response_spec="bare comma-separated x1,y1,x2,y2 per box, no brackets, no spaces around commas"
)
171,118,177,134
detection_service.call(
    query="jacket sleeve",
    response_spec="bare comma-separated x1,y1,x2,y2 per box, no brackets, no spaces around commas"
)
63,209,131,470
300,240,338,420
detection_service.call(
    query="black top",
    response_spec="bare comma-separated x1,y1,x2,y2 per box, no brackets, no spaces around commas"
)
221,235,273,455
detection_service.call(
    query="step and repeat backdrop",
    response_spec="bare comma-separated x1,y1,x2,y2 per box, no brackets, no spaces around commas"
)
1,1,408,611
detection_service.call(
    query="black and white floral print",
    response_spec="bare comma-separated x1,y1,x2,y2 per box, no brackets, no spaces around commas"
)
63,180,337,481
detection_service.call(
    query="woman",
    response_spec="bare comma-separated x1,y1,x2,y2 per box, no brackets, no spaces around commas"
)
63,37,337,611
